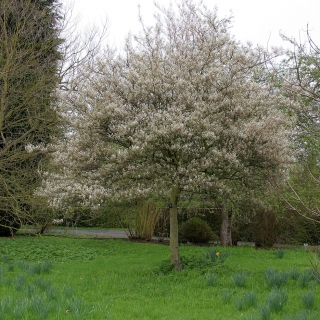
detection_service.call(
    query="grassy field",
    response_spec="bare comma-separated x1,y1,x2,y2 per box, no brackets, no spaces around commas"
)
0,235,319,320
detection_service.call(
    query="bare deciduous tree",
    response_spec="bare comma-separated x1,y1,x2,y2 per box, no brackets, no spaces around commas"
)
273,28,320,222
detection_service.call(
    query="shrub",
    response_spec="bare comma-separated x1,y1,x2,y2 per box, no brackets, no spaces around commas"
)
254,210,278,248
179,255,213,272
122,200,162,240
133,201,161,240
0,211,20,236
179,217,217,243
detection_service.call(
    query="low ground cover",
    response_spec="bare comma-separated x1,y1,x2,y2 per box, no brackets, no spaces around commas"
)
0,236,319,319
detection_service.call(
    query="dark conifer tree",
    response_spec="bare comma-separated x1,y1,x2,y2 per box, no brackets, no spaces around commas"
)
0,0,63,235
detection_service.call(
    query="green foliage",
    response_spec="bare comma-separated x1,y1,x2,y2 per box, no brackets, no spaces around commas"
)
301,291,315,309
234,291,258,311
0,238,100,262
231,272,247,288
254,210,277,247
203,248,229,263
298,271,314,288
276,209,320,245
0,0,63,233
288,268,301,280
220,288,234,304
265,268,288,288
179,255,216,272
0,258,97,319
234,296,245,311
1,236,320,319
283,309,319,320
205,273,218,286
179,217,217,243
274,249,286,259
243,291,258,308
266,288,288,313
157,248,229,274
259,305,271,320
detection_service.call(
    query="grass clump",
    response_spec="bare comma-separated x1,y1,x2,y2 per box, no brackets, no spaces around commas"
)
265,268,288,288
32,296,51,319
234,296,245,311
243,291,258,308
274,249,286,259
283,309,318,320
221,288,234,304
205,273,218,286
231,272,247,288
266,288,288,313
30,263,42,275
16,260,30,271
301,291,315,309
234,291,258,311
203,248,229,263
0,297,10,318
14,274,26,291
288,268,301,280
29,261,53,275
2,255,11,264
259,304,271,320
7,263,14,272
25,284,35,298
298,271,314,288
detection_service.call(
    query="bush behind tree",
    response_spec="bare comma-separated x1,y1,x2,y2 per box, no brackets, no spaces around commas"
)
179,217,218,244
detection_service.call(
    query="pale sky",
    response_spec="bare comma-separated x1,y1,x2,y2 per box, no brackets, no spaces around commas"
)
65,0,320,49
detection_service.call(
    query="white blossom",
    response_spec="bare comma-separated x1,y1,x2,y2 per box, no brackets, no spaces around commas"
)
38,1,295,209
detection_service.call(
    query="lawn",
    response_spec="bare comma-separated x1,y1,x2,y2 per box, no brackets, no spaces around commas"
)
0,235,319,319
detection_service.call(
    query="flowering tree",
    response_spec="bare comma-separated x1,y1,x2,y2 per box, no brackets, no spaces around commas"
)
40,1,293,269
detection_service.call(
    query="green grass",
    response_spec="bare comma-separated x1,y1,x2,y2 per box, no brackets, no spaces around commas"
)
0,236,319,319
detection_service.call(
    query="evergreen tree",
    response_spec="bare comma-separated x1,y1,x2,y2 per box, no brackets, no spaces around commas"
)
0,0,63,235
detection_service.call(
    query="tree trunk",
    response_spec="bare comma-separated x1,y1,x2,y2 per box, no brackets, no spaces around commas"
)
220,202,232,246
170,185,181,270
